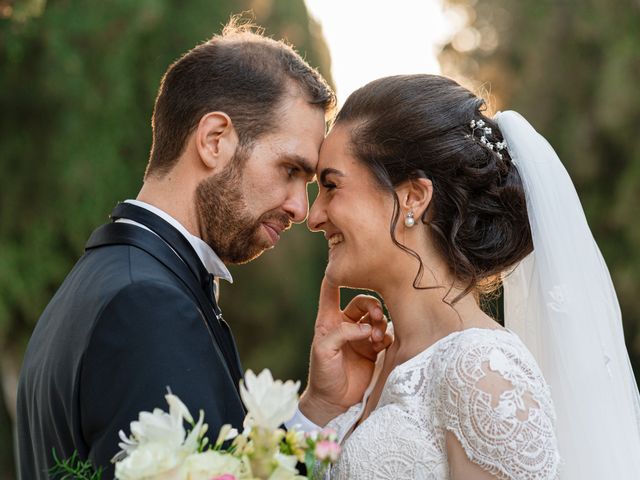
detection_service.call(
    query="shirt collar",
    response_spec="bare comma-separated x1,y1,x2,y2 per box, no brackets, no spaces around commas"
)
124,199,233,284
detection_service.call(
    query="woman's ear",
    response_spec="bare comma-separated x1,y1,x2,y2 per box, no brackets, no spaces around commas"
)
398,177,433,222
195,111,239,171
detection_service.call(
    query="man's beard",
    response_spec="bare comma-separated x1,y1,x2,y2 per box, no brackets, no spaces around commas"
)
195,147,291,264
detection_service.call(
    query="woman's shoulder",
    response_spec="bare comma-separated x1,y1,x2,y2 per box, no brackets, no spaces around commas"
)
435,327,560,478
437,327,546,379
433,327,552,402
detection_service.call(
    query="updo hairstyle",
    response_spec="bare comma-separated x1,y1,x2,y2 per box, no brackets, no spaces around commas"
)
334,74,533,303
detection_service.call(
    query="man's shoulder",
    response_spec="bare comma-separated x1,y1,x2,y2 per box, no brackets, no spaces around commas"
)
99,278,197,316
18,251,198,419
43,244,182,315
81,241,177,284
29,244,195,356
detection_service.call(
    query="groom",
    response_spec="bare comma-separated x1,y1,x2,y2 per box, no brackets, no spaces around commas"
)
16,22,389,480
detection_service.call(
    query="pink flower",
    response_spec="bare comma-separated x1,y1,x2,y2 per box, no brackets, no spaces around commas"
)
315,440,341,462
319,428,338,441
212,475,237,480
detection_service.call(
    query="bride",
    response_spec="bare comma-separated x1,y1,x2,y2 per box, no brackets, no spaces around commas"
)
302,74,640,479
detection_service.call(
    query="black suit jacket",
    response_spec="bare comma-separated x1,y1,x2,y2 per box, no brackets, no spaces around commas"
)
16,203,246,480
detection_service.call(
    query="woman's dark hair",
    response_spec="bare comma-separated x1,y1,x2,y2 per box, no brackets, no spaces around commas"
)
145,18,336,178
335,74,532,303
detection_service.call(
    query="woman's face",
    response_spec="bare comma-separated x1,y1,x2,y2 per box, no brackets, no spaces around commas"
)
308,125,399,289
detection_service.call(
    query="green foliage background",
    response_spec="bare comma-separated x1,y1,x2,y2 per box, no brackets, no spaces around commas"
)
1,0,639,478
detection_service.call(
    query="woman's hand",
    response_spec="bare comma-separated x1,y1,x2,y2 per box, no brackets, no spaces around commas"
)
299,276,392,426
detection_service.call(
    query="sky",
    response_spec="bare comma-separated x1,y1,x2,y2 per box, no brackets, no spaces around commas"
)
304,0,462,105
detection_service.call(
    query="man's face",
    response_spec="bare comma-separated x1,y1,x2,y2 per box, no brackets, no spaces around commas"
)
196,95,326,264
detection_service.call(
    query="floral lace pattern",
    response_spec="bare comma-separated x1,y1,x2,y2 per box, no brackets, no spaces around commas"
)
326,328,560,479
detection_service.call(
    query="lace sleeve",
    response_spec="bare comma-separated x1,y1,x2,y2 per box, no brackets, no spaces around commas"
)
438,332,560,479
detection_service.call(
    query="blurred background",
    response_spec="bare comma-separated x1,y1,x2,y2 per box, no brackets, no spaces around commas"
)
1,0,639,477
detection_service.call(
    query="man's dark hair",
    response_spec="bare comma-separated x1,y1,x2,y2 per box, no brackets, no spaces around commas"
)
145,18,336,178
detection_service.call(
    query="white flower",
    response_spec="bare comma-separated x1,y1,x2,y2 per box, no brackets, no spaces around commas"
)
274,452,298,472
214,424,239,448
267,453,302,480
184,409,208,453
115,442,186,480
240,369,300,431
114,392,208,478
117,393,194,455
167,393,194,424
183,451,243,480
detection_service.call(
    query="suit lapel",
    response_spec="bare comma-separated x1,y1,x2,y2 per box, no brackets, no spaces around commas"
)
86,213,244,392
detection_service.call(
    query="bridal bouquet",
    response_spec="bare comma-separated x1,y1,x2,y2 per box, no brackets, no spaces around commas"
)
51,369,340,480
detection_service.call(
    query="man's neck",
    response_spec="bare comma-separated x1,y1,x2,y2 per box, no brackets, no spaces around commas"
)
137,181,201,238
121,199,233,283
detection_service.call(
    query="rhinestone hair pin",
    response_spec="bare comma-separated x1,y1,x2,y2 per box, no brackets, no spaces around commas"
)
470,119,508,159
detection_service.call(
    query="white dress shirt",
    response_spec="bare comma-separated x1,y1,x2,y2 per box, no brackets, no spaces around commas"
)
117,199,232,298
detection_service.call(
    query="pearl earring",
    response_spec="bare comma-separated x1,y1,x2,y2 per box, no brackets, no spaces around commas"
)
404,211,415,228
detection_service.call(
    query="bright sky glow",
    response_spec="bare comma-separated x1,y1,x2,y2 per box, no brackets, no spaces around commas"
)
305,0,460,105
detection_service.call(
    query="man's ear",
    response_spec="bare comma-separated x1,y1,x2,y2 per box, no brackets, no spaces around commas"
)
397,178,434,222
195,111,239,171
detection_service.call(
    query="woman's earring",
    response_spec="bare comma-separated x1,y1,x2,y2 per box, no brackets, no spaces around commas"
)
404,210,415,228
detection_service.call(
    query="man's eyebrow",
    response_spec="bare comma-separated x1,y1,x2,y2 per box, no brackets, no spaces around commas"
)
284,154,315,177
319,168,344,184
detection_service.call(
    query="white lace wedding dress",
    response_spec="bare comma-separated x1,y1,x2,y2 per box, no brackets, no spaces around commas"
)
326,327,560,479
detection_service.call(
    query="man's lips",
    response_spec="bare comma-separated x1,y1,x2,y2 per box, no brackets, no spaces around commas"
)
262,222,284,245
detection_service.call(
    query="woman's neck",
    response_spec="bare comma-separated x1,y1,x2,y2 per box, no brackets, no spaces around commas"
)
379,274,494,364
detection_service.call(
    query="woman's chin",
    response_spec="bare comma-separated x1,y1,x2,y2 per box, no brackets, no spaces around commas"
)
324,263,343,287
325,263,371,291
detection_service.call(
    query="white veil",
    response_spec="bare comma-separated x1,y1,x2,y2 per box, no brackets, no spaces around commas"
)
497,111,640,478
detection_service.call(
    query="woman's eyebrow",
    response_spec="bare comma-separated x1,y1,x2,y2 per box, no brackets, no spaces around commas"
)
319,167,345,184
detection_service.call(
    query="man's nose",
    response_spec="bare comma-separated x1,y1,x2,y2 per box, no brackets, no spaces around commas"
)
307,194,325,232
282,187,309,224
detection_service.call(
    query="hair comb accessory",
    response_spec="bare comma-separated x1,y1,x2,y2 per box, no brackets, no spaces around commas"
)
470,119,508,159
